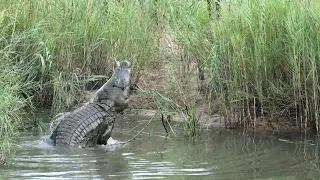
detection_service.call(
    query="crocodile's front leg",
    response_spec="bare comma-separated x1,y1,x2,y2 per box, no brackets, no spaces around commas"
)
97,116,115,145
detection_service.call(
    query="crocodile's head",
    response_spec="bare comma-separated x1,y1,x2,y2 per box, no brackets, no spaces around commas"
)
90,60,132,107
112,60,131,91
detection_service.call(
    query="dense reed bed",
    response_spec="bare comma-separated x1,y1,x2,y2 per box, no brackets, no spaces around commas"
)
0,0,160,162
1,0,320,161
209,0,320,130
168,0,320,131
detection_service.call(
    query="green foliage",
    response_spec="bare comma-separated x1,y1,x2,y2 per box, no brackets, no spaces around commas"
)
183,104,198,138
211,0,320,130
170,0,320,130
0,12,30,163
141,88,199,138
0,0,161,160
2,0,320,160
0,0,160,112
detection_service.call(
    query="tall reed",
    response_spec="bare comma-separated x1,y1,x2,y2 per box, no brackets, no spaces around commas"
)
0,0,161,113
167,0,320,131
2,0,320,161
0,9,32,162
205,0,320,130
0,0,161,160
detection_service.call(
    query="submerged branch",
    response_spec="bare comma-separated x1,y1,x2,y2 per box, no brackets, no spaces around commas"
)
117,113,157,145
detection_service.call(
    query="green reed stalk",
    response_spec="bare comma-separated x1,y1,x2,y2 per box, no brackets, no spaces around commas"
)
0,0,160,113
0,0,161,159
206,0,320,130
2,0,320,160
167,0,320,131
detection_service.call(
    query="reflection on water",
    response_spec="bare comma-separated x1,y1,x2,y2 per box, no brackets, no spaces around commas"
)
2,117,320,179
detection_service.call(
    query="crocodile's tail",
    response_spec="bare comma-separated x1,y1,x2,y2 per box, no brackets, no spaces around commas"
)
51,103,113,148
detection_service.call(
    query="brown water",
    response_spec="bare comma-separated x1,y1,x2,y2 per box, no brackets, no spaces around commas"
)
2,117,320,180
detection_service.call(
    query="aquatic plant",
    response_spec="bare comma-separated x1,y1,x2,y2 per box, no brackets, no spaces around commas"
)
170,0,320,131
0,0,160,159
2,0,320,160
0,15,31,162
0,0,160,113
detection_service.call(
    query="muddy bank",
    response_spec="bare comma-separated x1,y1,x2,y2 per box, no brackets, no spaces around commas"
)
47,92,315,135
82,62,315,135
118,108,315,135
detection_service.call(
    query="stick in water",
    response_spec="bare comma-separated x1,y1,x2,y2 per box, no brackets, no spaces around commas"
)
118,113,157,145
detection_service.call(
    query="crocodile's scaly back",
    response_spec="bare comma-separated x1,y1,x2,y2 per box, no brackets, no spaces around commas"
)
51,102,114,148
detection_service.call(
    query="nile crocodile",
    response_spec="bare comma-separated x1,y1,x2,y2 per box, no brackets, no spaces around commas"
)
49,61,131,148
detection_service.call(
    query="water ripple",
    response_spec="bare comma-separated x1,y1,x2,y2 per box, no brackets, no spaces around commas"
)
123,152,214,179
4,120,320,180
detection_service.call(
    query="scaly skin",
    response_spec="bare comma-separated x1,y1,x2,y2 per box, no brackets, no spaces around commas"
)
50,61,131,148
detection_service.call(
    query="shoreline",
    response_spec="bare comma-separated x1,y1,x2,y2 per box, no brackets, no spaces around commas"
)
119,108,316,136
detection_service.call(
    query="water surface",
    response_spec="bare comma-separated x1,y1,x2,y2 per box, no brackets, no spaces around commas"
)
2,116,320,179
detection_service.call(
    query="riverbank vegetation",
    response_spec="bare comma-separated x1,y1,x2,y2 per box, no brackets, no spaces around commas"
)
1,0,320,162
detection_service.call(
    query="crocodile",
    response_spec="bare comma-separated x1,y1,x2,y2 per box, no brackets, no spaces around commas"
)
49,61,131,148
